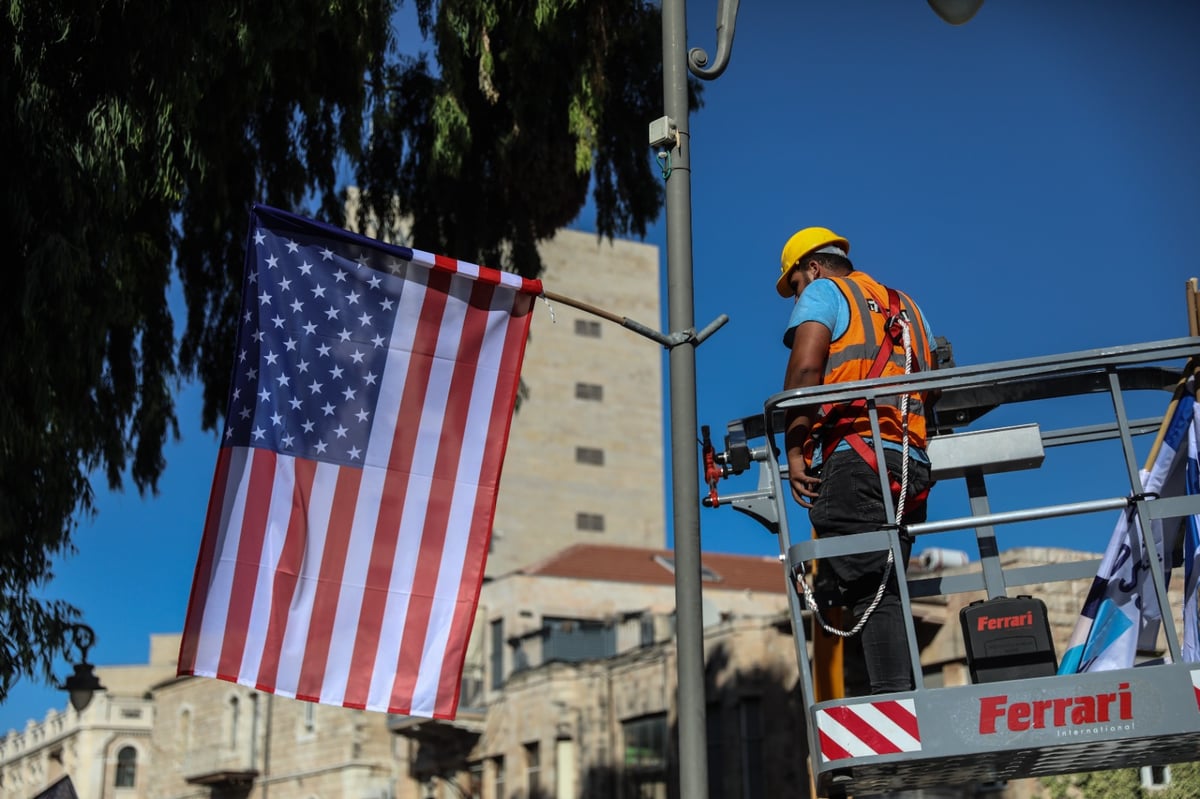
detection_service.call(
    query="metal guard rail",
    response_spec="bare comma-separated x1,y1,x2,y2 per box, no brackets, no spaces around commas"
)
707,337,1200,798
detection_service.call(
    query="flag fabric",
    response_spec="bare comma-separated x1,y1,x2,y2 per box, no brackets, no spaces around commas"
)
1058,380,1197,673
1184,397,1200,661
178,204,541,719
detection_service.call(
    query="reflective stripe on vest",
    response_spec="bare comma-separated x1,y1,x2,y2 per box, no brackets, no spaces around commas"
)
805,272,933,465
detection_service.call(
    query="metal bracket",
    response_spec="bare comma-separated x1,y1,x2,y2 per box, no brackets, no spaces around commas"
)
723,461,780,533
623,314,729,350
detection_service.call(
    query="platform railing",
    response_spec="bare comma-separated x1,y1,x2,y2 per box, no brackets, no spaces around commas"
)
708,336,1200,797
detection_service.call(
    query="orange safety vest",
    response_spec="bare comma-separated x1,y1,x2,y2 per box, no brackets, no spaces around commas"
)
804,271,934,469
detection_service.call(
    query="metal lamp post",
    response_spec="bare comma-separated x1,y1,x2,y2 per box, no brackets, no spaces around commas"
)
657,1,740,797
654,2,982,796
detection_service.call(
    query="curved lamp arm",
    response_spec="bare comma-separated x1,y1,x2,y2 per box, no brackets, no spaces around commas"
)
687,0,740,80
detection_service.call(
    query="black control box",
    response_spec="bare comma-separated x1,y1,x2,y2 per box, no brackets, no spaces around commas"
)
959,595,1057,683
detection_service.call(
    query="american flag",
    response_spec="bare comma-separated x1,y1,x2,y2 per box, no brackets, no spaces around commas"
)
179,204,541,718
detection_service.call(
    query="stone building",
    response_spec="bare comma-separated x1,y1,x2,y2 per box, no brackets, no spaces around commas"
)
0,634,177,799
146,665,400,799
388,543,796,799
0,543,798,799
3,543,1192,799
485,228,664,575
340,198,667,576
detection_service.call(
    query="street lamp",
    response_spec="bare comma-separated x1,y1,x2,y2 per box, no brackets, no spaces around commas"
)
59,623,105,712
657,2,987,797
927,0,986,25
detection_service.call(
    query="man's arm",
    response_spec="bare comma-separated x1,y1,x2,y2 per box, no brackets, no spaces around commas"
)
784,320,832,507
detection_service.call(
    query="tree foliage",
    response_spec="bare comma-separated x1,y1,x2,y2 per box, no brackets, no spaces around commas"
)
2,0,681,702
350,0,671,281
3,0,392,700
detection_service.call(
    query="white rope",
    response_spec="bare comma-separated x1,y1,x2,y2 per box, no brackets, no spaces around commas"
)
799,316,914,638
539,293,557,323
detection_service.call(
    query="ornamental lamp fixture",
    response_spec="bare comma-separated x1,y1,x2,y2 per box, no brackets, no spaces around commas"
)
59,623,105,712
926,0,985,25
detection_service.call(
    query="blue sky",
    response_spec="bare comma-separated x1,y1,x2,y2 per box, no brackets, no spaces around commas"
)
3,0,1198,732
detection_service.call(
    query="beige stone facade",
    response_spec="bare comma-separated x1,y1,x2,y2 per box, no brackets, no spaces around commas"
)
0,634,176,799
147,673,399,799
446,612,808,799
487,229,665,576
340,194,667,576
386,546,797,799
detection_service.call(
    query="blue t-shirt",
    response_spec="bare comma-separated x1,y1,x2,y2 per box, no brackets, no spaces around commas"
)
784,277,935,464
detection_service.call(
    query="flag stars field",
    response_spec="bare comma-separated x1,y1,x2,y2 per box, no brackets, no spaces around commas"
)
221,224,403,468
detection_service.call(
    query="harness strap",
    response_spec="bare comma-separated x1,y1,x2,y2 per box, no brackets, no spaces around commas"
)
819,288,912,456
817,287,929,514
844,434,931,516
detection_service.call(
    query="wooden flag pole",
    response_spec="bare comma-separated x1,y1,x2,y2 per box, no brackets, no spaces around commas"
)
1142,278,1200,471
541,289,626,327
541,288,728,349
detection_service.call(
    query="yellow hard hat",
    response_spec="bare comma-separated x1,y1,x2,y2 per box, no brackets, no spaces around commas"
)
776,227,851,297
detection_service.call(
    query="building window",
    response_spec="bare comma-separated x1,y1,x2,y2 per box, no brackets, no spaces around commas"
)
574,319,601,338
525,741,541,798
543,617,616,663
575,446,605,466
114,746,137,788
639,615,656,648
623,714,668,799
468,762,484,798
490,619,505,690
575,382,604,401
228,696,240,747
179,708,192,751
492,755,505,798
739,698,765,799
576,512,605,532
1141,765,1171,789
707,703,724,799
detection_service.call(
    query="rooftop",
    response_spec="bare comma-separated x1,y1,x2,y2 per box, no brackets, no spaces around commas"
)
517,543,785,594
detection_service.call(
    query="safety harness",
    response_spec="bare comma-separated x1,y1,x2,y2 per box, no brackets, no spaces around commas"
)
817,286,931,516
798,285,929,638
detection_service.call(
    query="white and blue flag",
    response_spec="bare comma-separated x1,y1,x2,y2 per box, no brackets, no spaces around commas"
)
1058,380,1199,673
1183,398,1200,661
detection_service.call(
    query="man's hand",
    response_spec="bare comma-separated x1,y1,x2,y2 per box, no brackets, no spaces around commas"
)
788,453,821,508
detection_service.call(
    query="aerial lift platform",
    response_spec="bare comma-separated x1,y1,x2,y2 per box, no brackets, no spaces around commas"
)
703,334,1200,798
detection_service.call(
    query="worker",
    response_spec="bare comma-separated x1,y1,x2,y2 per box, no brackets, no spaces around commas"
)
778,227,936,695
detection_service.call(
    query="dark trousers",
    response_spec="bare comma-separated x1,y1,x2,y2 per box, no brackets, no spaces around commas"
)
807,448,933,694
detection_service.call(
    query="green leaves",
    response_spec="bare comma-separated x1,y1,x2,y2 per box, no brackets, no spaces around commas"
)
432,91,471,174
353,0,684,279
2,0,392,703
3,0,681,704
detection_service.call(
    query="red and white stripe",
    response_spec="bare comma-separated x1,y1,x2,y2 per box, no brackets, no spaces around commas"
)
1191,669,1200,712
179,249,539,720
817,698,922,762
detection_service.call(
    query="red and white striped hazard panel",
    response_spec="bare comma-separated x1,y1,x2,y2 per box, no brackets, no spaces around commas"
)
1192,670,1200,713
817,698,922,762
